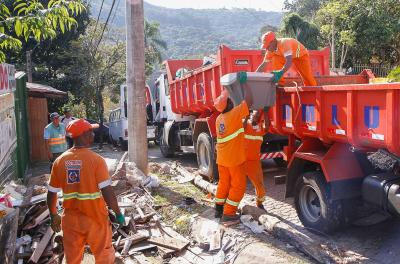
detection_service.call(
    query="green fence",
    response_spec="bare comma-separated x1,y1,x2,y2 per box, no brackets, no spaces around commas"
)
14,72,30,179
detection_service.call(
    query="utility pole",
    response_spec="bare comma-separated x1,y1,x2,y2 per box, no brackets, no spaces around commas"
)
26,50,33,82
125,0,148,174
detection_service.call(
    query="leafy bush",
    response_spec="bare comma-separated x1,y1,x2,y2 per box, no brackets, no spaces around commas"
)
388,66,400,82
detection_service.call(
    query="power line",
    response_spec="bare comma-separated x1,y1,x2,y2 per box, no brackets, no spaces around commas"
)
92,0,117,57
110,0,121,27
90,0,105,47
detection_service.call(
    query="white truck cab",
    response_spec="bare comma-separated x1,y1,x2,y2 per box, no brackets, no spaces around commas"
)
109,84,157,150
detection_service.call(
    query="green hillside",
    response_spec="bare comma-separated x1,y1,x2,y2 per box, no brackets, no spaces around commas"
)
90,1,282,58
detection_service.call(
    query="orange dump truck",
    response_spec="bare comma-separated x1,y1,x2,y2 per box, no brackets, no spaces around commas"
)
155,45,400,232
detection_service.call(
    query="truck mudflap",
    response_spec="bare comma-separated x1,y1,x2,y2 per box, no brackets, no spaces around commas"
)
362,173,400,216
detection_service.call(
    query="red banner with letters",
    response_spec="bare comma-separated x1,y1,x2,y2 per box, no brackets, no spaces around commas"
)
0,63,16,95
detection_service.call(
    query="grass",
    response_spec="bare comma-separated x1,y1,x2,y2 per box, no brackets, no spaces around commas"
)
151,172,211,237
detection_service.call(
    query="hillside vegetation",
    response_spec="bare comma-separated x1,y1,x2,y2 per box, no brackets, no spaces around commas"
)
90,1,282,58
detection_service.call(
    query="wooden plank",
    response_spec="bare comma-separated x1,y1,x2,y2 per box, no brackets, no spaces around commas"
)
29,227,54,263
133,254,151,264
0,208,19,264
23,209,49,230
114,233,149,249
209,229,222,251
128,242,157,255
157,245,176,259
148,236,189,251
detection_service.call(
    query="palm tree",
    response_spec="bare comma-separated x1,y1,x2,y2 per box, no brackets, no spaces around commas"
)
144,20,167,76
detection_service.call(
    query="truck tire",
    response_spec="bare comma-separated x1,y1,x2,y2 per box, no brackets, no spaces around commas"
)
160,128,174,158
294,171,344,233
196,133,218,181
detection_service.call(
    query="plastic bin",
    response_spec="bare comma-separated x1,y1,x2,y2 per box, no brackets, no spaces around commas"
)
220,72,275,109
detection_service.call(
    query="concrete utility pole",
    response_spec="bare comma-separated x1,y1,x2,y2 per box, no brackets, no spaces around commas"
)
26,50,33,82
125,0,148,174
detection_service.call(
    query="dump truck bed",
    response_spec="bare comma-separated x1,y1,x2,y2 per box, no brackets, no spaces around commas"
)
269,70,400,156
164,45,330,116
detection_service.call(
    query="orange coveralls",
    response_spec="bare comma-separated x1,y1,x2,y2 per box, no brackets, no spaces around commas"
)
244,120,267,206
264,38,317,86
48,148,115,264
215,101,249,215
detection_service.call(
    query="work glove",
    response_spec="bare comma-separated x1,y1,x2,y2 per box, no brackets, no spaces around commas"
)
116,213,125,226
272,70,284,83
50,213,62,233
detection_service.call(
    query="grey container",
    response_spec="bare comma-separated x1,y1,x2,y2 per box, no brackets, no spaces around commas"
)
220,72,276,109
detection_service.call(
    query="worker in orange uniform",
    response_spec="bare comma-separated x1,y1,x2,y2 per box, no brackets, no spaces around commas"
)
256,31,317,87
46,119,124,264
244,109,270,210
214,79,253,225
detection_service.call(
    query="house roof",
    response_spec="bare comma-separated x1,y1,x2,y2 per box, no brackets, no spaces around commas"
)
26,82,67,99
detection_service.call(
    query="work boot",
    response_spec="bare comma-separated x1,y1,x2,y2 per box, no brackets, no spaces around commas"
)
214,204,223,218
220,214,241,226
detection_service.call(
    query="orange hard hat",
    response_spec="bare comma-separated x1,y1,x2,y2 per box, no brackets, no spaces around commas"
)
67,119,99,138
261,31,276,49
214,89,229,112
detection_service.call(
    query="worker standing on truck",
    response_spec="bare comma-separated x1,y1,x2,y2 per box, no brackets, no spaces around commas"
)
44,112,68,171
256,31,317,86
244,109,270,210
214,79,253,225
46,119,124,264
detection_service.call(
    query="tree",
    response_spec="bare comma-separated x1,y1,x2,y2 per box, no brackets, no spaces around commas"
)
144,20,166,77
283,0,326,18
315,0,400,68
280,13,320,49
0,0,85,62
315,0,354,69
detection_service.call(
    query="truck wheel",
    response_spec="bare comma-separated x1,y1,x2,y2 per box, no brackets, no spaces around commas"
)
273,157,287,168
196,133,218,181
160,128,174,158
294,171,343,233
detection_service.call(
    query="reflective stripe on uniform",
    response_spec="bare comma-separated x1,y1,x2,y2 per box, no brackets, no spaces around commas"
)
214,198,226,203
226,199,239,207
63,192,101,200
244,134,263,141
49,137,66,145
217,128,244,143
296,43,300,58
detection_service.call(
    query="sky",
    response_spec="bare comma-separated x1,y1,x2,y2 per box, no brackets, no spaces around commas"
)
144,0,285,12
